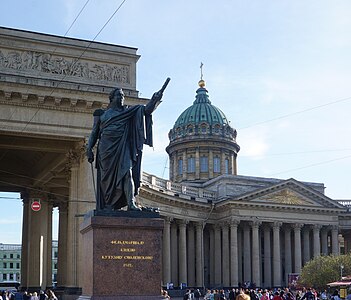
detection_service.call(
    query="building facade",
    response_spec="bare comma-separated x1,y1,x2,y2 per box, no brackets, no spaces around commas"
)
0,242,58,287
0,27,350,295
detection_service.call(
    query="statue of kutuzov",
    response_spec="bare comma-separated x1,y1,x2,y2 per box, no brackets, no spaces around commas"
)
86,79,170,211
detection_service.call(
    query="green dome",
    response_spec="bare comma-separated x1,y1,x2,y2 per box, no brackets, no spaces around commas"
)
173,87,229,128
169,85,238,142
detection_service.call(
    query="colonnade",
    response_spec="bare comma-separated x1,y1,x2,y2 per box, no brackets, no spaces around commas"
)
161,217,340,288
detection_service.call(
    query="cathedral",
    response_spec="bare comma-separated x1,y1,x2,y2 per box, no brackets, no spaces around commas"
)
0,27,350,297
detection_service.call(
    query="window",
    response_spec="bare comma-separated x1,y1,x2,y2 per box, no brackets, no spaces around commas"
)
9,273,14,280
54,251,58,258
10,262,13,269
10,254,13,259
16,263,20,269
17,254,20,259
214,157,220,173
3,254,6,259
187,157,195,173
2,274,6,280
225,159,229,174
54,263,58,270
178,159,183,175
200,156,208,172
3,262,7,268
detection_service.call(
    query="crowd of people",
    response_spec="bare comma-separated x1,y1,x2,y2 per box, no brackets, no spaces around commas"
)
162,286,351,300
0,290,58,300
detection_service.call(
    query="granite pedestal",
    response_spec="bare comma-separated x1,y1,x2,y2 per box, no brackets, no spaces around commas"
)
79,211,164,300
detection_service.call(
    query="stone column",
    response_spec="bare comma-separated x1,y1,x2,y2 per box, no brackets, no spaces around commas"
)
195,148,200,179
209,227,215,285
221,150,226,174
56,201,68,288
313,224,321,258
65,155,80,289
332,225,339,255
209,150,214,178
231,153,237,175
195,222,204,287
263,224,272,288
163,217,172,285
303,226,310,264
230,219,239,287
45,201,53,288
272,222,282,287
20,194,30,290
187,223,196,286
171,220,179,286
243,224,251,282
284,226,292,278
293,224,303,273
252,220,261,287
214,224,222,286
222,223,230,287
182,151,187,180
321,227,329,255
178,219,188,285
238,228,243,284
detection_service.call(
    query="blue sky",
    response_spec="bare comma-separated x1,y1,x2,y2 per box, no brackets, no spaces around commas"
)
1,0,351,243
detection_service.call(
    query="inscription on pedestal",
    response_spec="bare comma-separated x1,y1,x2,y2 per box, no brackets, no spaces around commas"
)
80,215,164,299
101,240,153,268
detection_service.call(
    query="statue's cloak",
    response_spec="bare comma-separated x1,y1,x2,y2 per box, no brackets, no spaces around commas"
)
96,105,153,210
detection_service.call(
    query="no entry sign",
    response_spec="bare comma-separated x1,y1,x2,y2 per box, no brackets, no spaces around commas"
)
31,201,41,212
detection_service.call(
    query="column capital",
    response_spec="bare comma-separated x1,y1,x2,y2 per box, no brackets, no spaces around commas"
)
250,220,262,228
313,224,322,231
164,216,173,224
273,221,282,229
293,223,303,231
332,225,339,231
229,218,240,227
177,219,189,227
195,221,204,230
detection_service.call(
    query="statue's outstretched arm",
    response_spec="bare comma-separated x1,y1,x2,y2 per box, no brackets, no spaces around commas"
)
145,77,170,114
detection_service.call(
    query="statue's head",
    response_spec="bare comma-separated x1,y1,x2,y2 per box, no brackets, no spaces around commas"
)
109,88,124,106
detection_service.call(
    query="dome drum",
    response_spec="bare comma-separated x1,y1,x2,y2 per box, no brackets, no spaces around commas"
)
167,81,240,183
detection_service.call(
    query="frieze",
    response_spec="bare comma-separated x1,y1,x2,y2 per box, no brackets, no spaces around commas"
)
0,48,130,84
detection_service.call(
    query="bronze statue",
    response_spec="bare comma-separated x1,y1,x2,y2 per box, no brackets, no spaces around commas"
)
86,79,170,211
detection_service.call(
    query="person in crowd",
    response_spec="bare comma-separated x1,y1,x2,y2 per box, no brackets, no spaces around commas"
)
261,290,270,300
161,289,171,299
331,290,341,300
30,292,38,300
46,290,57,300
194,289,201,300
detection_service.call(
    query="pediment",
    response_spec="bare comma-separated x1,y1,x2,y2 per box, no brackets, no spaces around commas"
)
254,188,317,206
236,178,345,209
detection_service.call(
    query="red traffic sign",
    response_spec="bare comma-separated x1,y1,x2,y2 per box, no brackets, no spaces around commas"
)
31,201,41,212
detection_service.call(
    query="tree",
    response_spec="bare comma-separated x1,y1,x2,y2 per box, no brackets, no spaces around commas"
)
299,254,351,290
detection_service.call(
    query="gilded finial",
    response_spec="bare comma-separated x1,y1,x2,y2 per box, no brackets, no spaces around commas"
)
199,62,205,87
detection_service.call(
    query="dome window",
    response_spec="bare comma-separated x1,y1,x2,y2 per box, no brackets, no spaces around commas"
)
214,156,221,173
187,157,195,173
200,156,208,172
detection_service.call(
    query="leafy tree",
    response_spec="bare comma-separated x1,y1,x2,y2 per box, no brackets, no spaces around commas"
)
299,254,351,290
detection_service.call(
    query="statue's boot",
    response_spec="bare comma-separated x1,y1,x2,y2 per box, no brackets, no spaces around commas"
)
128,198,142,211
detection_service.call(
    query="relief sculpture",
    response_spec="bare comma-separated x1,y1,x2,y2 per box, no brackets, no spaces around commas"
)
0,49,130,84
